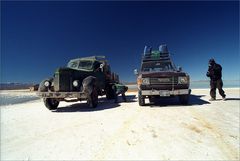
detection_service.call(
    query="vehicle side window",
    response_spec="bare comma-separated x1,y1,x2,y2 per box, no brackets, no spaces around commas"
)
93,61,101,71
143,68,150,72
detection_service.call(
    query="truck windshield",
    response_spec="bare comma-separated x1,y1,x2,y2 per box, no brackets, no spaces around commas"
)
78,60,93,70
68,60,93,70
141,61,175,72
68,61,79,69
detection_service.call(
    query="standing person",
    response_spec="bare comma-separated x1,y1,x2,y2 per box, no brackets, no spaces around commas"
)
206,58,226,101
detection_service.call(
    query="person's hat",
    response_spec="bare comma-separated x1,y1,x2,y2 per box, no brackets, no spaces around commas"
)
209,58,215,64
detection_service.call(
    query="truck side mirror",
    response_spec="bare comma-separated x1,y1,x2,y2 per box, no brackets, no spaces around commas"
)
134,69,139,75
100,64,104,72
177,66,182,72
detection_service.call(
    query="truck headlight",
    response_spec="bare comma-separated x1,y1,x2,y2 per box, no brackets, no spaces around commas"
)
73,80,79,87
142,78,150,85
178,76,188,84
44,81,50,87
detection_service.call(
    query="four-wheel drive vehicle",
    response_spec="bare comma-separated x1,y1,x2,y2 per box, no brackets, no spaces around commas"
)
37,56,119,110
134,44,191,106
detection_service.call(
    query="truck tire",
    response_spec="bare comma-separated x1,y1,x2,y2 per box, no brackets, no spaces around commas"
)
106,85,115,99
138,91,145,106
44,98,59,110
179,94,189,105
87,86,98,108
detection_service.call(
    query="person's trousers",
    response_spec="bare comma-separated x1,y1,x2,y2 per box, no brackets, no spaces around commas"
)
210,79,226,98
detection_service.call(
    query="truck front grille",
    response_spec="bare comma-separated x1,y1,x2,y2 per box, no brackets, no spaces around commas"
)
150,77,178,85
54,72,73,92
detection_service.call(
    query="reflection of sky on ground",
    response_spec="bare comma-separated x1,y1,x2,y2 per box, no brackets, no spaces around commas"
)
0,92,40,106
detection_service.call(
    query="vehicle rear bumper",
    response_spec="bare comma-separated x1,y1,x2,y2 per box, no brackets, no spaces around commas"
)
37,92,87,99
141,89,191,96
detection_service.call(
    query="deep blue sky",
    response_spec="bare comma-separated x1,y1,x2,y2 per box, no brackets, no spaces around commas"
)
1,1,239,83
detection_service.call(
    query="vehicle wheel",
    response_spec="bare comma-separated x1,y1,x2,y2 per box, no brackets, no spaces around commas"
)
87,87,98,108
138,91,145,106
179,94,189,105
43,98,59,110
106,85,115,99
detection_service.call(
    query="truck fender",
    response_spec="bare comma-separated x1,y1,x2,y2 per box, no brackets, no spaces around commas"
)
82,76,97,95
38,78,53,92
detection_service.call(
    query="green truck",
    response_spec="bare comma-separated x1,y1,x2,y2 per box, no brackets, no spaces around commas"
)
37,56,121,110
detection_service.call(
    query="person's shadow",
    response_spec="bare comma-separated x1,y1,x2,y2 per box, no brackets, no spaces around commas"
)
225,98,240,101
209,98,240,101
53,94,136,113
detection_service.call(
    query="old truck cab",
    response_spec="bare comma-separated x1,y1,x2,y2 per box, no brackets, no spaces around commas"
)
135,44,191,106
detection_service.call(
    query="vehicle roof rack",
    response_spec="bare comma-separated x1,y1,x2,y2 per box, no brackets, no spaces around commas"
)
142,44,171,62
142,51,171,62
81,56,106,61
70,56,107,62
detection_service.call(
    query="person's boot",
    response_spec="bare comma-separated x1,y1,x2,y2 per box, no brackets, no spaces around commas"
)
209,97,216,101
222,96,226,101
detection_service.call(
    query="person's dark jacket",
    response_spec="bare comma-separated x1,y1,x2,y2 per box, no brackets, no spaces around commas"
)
206,63,222,81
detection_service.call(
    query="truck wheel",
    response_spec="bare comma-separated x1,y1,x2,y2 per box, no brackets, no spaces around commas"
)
106,85,115,99
179,94,189,105
138,91,145,106
87,87,98,108
44,98,59,110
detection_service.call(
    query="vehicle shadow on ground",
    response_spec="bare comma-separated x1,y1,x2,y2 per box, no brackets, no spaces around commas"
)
53,95,136,112
189,95,210,105
149,94,209,107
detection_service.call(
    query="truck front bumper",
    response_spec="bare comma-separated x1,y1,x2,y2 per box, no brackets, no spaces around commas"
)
141,89,191,97
37,92,87,99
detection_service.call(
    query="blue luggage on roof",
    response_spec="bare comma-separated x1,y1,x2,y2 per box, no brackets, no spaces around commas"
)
159,44,168,53
144,46,152,55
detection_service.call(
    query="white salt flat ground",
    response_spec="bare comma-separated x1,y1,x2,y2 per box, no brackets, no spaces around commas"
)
1,88,239,160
